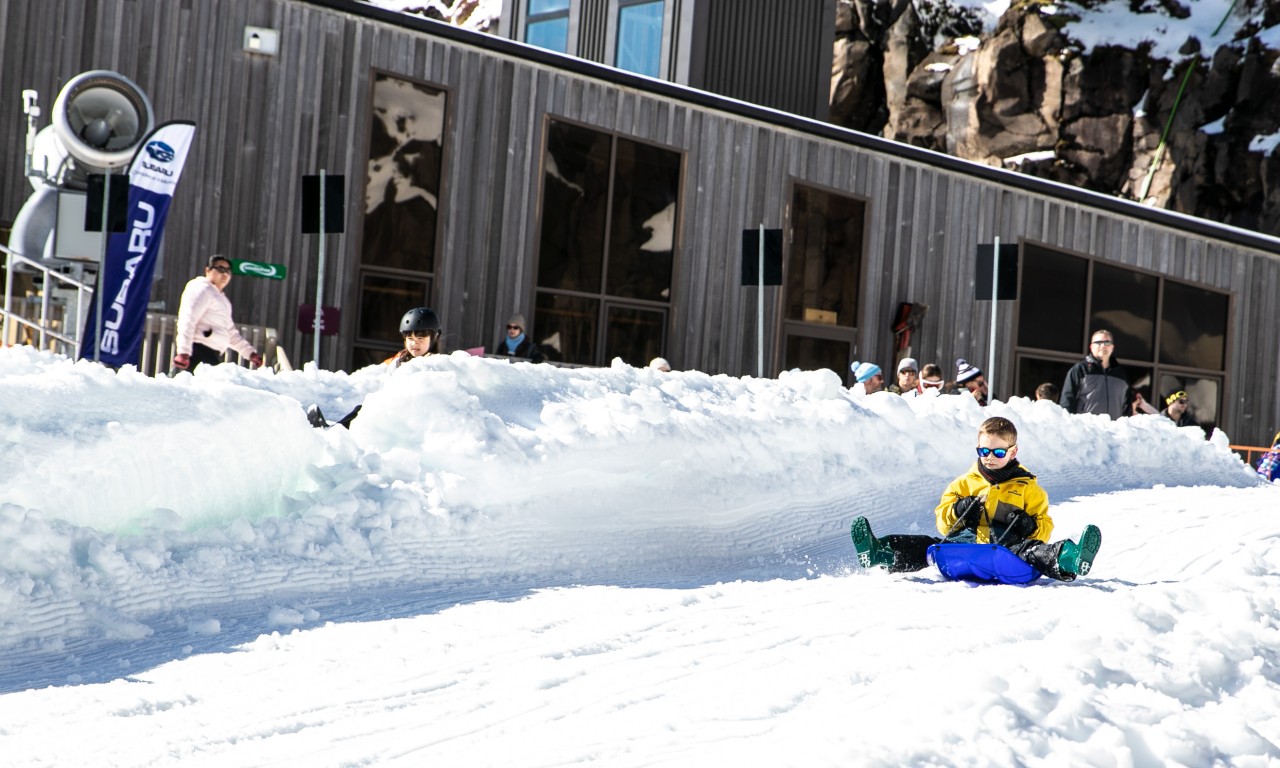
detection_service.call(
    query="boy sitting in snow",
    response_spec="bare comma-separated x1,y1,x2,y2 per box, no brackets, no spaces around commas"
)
851,416,1101,581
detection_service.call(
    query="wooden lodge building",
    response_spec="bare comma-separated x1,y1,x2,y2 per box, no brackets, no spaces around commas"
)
2,0,1279,445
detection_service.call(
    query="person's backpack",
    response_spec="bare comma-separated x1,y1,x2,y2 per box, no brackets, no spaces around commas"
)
1257,431,1280,482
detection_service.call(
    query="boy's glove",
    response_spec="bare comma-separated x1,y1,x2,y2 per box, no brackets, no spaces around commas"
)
953,496,984,530
1005,512,1038,540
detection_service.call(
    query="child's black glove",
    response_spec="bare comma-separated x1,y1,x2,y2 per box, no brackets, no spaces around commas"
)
1005,511,1038,540
953,496,984,530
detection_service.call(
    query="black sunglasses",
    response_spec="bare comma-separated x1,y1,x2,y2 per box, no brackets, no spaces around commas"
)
507,324,522,331
209,265,231,274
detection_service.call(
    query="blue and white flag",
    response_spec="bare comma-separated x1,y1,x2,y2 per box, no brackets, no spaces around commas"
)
80,121,196,367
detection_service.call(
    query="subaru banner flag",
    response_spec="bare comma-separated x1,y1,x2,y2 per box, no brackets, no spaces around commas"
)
80,121,196,367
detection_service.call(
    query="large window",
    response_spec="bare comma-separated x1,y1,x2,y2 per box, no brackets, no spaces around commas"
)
781,183,866,382
615,0,664,77
354,73,447,368
534,119,681,367
526,0,571,53
1015,243,1230,433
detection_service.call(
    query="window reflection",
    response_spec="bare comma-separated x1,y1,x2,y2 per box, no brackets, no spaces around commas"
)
786,185,864,327
526,0,572,52
605,138,678,301
1161,280,1228,370
616,1,664,77
357,72,446,367
1091,262,1156,362
535,119,681,367
362,74,445,273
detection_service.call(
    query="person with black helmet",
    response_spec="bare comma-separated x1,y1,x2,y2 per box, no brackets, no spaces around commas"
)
306,307,441,428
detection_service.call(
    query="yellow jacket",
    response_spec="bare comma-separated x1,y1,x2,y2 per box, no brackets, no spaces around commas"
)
934,463,1054,543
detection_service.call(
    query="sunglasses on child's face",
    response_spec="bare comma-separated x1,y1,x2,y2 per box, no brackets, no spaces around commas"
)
976,445,1016,459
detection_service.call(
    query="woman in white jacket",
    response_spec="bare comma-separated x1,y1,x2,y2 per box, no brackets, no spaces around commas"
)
172,255,262,371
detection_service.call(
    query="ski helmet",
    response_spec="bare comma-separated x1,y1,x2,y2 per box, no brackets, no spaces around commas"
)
399,307,441,335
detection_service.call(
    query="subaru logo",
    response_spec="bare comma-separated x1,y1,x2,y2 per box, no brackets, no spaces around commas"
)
145,141,175,163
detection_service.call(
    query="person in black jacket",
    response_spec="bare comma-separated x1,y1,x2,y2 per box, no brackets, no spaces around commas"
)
1059,329,1134,419
494,313,545,363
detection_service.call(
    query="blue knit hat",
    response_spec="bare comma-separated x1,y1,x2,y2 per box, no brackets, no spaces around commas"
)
850,361,882,383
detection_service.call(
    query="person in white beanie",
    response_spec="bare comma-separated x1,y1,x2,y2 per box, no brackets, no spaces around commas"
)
887,356,918,394
954,358,988,406
648,357,672,372
850,360,884,396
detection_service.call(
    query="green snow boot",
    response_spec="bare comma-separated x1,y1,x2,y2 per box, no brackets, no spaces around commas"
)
1057,524,1102,577
850,516,895,569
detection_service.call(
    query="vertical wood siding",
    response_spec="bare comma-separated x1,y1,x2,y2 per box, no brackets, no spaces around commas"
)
0,0,1277,443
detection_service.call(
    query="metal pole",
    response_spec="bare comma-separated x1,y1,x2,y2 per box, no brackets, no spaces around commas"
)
93,174,112,362
987,235,999,401
313,170,326,367
758,223,764,378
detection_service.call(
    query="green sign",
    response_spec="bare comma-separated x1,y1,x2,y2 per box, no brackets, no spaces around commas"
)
232,259,287,280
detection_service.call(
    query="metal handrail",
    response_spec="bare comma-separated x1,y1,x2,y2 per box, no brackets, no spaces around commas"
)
1,242,94,356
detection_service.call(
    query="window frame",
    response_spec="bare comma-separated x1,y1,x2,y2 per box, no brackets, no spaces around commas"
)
530,115,685,368
605,0,670,79
350,69,452,369
1012,239,1233,432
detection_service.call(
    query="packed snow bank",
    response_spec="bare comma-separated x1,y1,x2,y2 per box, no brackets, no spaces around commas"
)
0,346,1263,685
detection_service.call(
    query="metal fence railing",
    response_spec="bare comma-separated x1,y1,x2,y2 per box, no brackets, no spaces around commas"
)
3,242,278,376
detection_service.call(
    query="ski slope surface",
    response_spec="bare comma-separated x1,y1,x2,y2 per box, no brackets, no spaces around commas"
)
1,346,1277,767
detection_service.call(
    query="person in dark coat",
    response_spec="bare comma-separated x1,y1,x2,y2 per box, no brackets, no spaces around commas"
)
1160,390,1206,438
494,313,545,363
1059,329,1134,419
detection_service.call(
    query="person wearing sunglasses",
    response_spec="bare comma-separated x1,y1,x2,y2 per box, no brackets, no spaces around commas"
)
886,357,918,394
1160,390,1201,432
1059,329,1134,419
902,362,946,398
172,255,263,372
307,307,441,429
851,416,1102,582
492,313,545,363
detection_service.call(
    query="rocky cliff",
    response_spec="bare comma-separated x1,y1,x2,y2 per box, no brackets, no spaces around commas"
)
831,0,1280,234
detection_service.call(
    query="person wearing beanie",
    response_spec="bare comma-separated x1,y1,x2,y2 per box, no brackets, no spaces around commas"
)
494,313,545,363
850,361,884,395
1160,390,1204,435
954,358,988,406
1058,329,1133,419
887,357,918,394
851,415,1102,583
648,357,672,372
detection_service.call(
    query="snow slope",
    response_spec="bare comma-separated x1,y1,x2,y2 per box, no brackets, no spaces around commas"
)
0,346,1277,766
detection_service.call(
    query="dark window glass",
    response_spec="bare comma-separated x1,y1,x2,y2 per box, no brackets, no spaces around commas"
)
535,120,681,367
786,185,864,328
534,292,598,364
1015,356,1074,401
357,274,429,342
1018,245,1086,352
605,304,666,367
784,334,851,380
605,138,678,301
616,1,664,78
527,18,569,52
1090,262,1157,362
1161,280,1228,370
537,122,612,293
362,75,446,273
